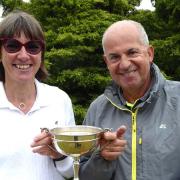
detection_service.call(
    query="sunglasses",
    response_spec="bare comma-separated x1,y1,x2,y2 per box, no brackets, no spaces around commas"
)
0,38,45,55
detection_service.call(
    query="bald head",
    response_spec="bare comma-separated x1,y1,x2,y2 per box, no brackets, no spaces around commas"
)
102,20,149,53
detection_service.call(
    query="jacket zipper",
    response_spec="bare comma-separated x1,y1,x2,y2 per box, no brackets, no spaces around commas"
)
105,96,139,180
132,109,138,180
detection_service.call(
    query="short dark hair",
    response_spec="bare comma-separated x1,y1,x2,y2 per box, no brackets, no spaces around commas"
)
0,10,48,82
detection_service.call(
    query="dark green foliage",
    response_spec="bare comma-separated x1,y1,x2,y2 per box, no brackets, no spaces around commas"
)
73,105,87,125
155,0,180,27
129,10,165,40
0,0,179,124
0,0,23,15
152,34,180,80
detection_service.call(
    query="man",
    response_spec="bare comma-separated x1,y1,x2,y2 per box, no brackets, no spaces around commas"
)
79,20,180,180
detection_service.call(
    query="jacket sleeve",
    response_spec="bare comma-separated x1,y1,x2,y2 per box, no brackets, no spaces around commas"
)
79,150,117,180
79,99,117,180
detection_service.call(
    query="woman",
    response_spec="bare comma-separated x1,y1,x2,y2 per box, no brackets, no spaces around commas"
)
0,10,75,180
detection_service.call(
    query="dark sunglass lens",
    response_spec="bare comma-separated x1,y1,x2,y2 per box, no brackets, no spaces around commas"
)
26,41,42,54
4,39,21,53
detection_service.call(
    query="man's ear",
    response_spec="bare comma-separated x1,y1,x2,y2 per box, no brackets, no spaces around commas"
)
103,55,108,64
147,45,154,63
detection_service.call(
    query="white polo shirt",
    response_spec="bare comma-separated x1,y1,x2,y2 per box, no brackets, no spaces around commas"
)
0,80,75,180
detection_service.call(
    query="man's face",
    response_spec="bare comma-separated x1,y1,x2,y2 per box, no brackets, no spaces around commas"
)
103,28,154,94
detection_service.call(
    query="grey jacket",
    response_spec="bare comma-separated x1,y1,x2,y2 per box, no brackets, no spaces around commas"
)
79,64,180,180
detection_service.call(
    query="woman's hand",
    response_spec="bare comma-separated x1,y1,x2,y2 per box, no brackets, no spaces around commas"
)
31,130,63,159
99,125,127,161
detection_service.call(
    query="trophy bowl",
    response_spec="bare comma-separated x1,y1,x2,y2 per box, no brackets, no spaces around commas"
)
51,125,103,157
50,125,103,180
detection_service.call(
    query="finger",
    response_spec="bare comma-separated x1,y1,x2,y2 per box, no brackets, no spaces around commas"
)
103,139,127,152
103,131,116,141
32,145,55,155
32,145,61,159
116,125,126,138
32,145,48,154
33,132,49,142
103,145,126,152
100,151,123,161
100,141,127,160
31,136,52,147
40,128,49,134
103,126,127,140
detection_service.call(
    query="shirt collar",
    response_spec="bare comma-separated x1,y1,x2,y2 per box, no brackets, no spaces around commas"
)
31,79,51,110
0,80,50,110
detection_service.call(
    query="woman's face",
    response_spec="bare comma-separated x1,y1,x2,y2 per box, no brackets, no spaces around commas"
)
0,32,42,84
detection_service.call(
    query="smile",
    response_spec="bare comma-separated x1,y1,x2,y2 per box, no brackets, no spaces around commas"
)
120,69,136,75
14,64,31,69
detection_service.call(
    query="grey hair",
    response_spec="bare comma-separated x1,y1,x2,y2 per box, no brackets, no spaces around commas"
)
102,20,149,53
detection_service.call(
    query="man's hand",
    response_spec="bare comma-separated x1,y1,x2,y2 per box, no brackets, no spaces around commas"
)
99,125,127,161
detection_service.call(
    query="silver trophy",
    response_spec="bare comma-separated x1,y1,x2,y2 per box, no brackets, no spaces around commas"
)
50,125,104,180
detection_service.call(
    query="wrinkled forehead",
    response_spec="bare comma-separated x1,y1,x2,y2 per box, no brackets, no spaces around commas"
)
104,29,142,53
104,23,140,43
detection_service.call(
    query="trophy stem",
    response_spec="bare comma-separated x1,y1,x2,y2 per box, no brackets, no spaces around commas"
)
73,156,80,180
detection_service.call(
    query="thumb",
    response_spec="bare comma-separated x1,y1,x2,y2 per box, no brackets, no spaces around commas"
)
116,125,126,138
